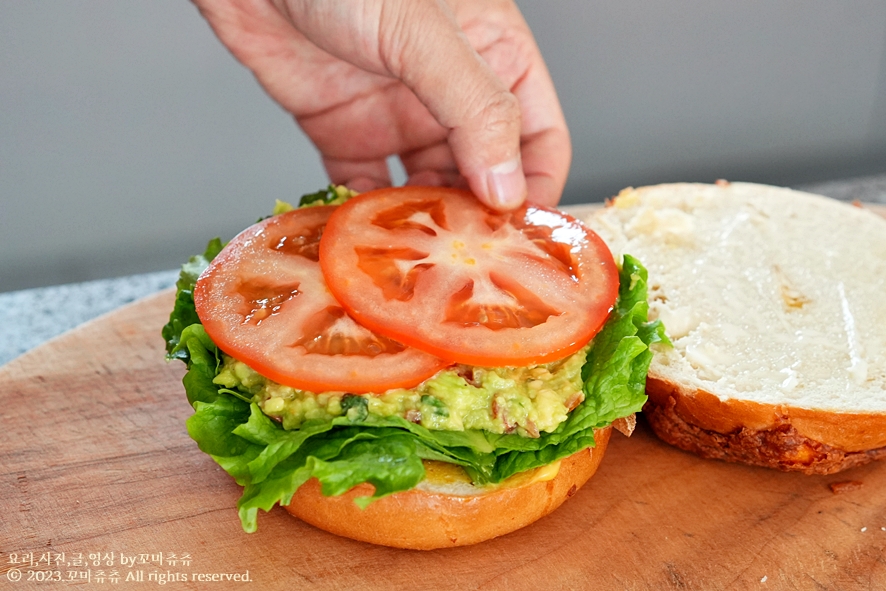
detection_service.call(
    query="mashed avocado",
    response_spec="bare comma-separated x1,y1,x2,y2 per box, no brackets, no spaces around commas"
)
213,346,589,438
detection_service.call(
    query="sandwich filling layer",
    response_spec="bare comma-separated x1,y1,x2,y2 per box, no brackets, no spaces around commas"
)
214,345,587,437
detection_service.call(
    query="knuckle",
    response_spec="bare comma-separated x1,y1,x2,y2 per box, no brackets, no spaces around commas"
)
479,89,522,137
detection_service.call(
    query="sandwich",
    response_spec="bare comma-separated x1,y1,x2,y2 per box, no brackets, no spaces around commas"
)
163,185,667,549
587,181,886,474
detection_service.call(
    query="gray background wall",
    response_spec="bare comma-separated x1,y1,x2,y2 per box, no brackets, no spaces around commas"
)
2,1,886,293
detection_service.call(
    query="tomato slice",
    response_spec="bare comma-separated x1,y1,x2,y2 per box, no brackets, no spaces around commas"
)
319,187,619,366
193,206,448,393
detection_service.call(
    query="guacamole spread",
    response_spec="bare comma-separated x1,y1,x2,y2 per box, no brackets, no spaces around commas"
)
213,346,589,438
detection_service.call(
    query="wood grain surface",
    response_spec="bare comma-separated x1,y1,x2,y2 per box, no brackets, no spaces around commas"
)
2,204,885,591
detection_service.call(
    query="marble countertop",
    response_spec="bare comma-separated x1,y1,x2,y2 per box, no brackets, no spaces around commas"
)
2,173,885,368
0,270,179,366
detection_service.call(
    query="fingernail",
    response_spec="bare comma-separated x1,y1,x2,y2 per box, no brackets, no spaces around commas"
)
486,159,526,210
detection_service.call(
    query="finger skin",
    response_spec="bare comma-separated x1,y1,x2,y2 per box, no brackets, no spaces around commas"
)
322,156,392,192
191,0,570,209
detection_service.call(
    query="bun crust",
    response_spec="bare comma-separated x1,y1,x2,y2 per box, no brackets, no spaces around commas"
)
284,427,611,550
645,377,886,474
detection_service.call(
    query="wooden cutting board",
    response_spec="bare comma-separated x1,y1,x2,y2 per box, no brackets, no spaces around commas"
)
2,204,886,591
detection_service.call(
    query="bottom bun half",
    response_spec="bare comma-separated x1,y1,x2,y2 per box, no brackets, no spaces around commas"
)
285,427,612,550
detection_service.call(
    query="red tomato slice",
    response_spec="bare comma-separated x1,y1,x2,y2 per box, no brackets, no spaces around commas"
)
193,206,448,394
319,187,619,366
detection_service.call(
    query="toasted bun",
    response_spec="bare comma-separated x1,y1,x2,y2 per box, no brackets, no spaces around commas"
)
587,182,886,474
284,427,611,549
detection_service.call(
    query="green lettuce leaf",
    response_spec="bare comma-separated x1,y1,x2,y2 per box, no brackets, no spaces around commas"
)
161,237,223,357
164,203,668,532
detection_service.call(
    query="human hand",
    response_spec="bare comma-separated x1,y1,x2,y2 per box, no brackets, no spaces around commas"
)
192,0,571,210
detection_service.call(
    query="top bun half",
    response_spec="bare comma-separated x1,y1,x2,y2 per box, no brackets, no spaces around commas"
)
586,182,886,469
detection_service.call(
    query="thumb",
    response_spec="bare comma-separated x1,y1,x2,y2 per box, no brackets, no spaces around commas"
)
380,1,527,210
